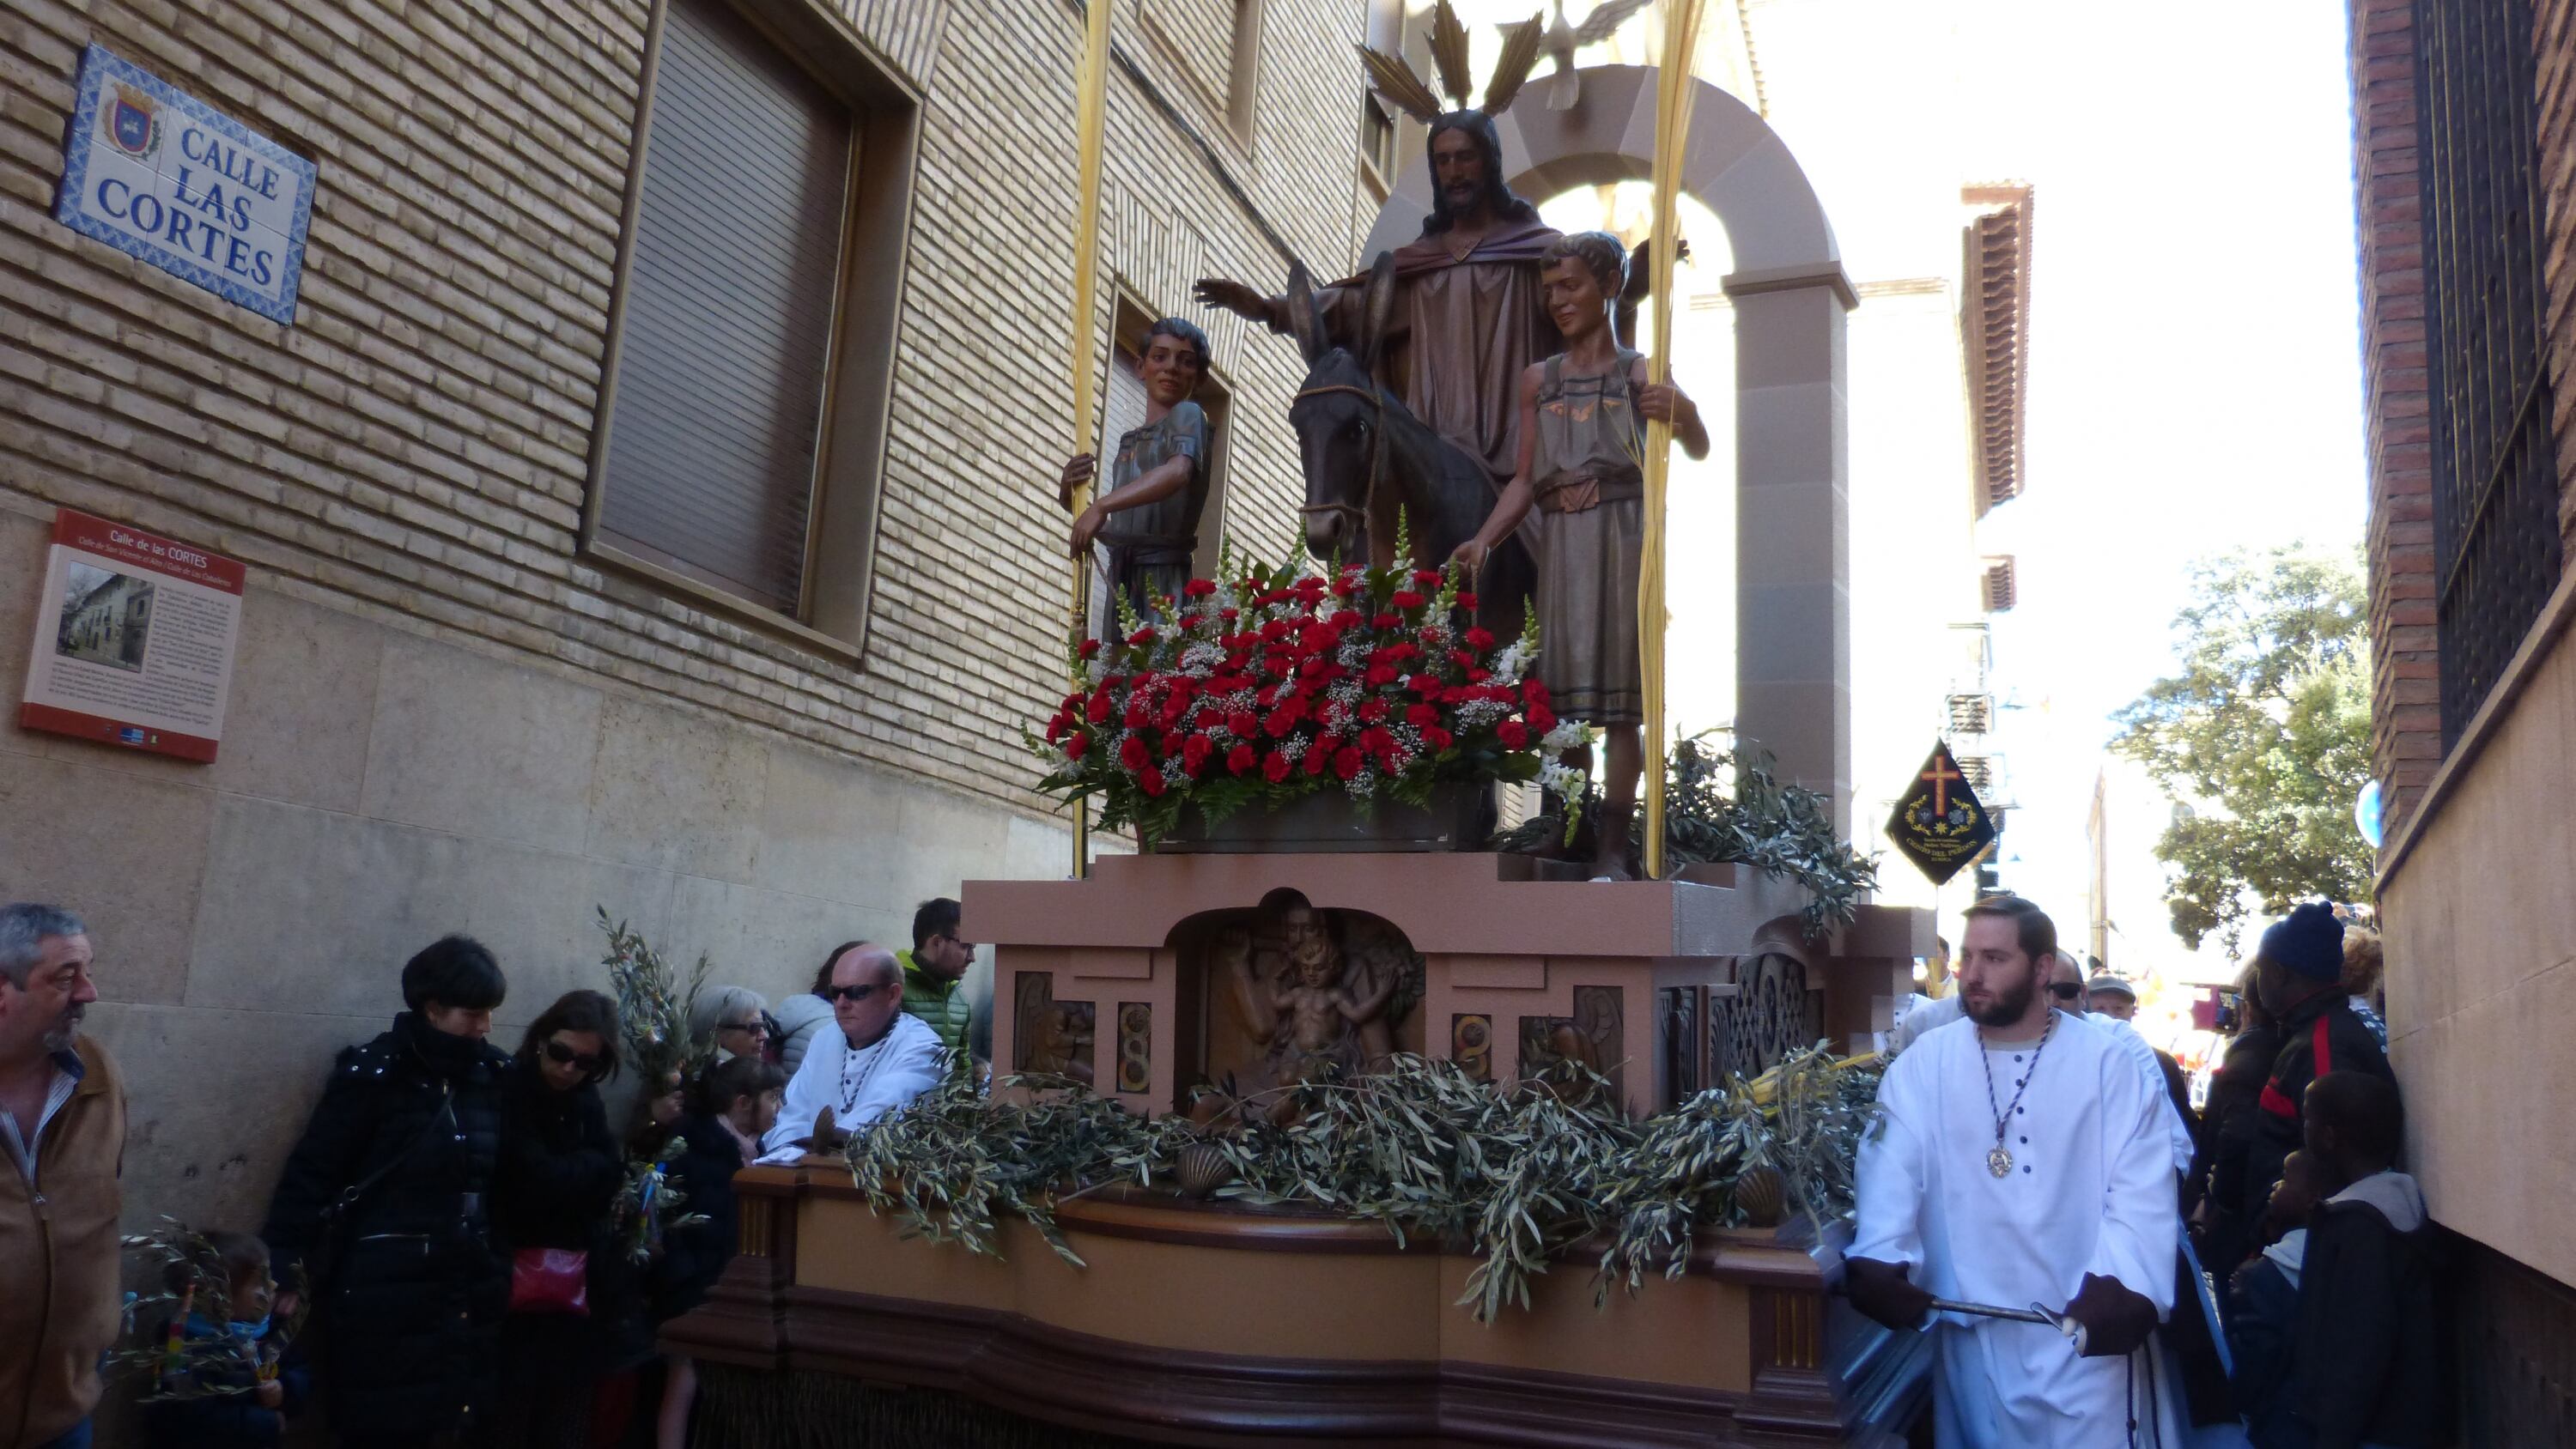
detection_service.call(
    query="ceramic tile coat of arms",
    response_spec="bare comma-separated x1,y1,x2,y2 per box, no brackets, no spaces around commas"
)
52,45,317,324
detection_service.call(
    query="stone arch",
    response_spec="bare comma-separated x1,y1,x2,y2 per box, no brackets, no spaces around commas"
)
1364,67,1854,831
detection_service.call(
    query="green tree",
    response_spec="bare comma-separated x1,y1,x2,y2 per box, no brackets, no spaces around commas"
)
2109,546,2373,953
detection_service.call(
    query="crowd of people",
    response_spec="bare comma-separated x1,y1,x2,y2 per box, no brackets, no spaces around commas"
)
1,898,982,1449
1851,895,2439,1449
5,879,2449,1449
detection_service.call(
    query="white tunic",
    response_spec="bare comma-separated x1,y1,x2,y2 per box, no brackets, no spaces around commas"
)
758,1011,946,1162
1889,995,2196,1177
1853,1009,2185,1447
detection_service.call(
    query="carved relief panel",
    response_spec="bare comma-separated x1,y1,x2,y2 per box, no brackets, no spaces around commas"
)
1172,888,1425,1100
1708,951,1820,1083
1012,973,1097,1087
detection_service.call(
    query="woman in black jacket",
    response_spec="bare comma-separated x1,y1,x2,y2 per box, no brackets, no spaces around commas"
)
2192,969,2283,1283
494,990,627,1448
262,936,513,1449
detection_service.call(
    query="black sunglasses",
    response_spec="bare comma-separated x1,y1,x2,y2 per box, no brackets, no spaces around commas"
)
543,1039,606,1073
825,983,889,1004
718,1018,769,1035
2046,982,2085,1001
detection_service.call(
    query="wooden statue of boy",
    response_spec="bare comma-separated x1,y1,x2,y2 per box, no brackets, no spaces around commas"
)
1056,318,1216,620
1450,232,1708,879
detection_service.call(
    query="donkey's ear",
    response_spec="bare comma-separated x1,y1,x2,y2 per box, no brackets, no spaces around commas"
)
1359,251,1399,374
1285,263,1327,364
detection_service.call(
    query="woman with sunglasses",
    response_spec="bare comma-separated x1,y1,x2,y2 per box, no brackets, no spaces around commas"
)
688,985,771,1066
494,990,624,1448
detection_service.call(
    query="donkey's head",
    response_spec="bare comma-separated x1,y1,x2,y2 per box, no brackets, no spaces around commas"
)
1285,251,1400,561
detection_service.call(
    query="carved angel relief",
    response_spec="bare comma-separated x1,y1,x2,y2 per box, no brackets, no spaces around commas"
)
1197,890,1425,1096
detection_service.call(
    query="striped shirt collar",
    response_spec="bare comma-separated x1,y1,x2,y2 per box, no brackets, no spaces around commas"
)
2,1046,84,1188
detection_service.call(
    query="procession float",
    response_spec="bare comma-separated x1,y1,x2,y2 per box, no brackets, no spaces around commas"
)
664,4,1932,1443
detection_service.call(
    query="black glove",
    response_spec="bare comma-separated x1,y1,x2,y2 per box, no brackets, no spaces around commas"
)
2063,1271,2157,1358
1842,1255,1932,1332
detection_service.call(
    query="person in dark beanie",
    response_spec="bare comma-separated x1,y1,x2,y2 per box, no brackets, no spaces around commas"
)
263,935,512,1449
2228,1071,2445,1448
2238,903,2393,1235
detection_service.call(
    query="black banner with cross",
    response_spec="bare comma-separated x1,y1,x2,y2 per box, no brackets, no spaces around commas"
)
1884,738,1997,888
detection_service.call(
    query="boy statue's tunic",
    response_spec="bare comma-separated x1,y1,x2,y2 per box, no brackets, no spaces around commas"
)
1528,349,1646,724
1095,399,1212,612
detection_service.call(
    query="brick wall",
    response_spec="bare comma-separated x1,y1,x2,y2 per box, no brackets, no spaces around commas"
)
1148,0,1242,113
0,0,1369,828
2539,0,2576,552
2347,0,2439,839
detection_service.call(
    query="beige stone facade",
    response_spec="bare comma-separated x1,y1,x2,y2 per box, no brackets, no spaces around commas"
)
0,0,1376,1238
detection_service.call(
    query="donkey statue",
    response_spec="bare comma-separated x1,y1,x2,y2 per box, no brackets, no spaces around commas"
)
1281,251,1538,639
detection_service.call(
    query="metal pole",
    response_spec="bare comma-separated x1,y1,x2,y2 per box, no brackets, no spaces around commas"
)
1638,0,1704,881
1063,0,1114,880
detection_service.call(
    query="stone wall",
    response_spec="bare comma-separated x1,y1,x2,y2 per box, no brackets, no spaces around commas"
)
0,0,1370,1240
2376,618,2576,1289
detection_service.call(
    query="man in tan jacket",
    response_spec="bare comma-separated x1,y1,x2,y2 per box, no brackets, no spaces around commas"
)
1,904,125,1449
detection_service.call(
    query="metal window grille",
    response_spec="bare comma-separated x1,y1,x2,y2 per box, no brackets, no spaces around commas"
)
2417,0,2563,748
1947,693,1993,734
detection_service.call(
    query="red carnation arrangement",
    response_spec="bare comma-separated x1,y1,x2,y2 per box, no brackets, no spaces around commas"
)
1034,537,1549,846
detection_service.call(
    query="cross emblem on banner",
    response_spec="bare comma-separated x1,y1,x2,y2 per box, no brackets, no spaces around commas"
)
1884,739,1997,888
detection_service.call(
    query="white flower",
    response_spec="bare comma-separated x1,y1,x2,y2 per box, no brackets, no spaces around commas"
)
1537,760,1585,798
1540,719,1589,753
1457,699,1510,728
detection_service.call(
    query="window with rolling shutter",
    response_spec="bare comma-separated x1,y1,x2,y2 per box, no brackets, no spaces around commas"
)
598,0,854,616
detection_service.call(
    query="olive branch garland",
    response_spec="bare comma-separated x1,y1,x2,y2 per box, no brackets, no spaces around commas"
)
842,1047,1880,1323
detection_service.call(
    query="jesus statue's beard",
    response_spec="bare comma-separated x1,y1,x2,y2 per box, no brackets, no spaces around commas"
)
1965,977,2036,1029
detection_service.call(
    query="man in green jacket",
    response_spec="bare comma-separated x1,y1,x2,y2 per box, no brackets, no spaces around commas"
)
899,898,977,1066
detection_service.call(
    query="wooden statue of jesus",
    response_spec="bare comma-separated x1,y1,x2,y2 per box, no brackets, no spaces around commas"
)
1197,112,1562,538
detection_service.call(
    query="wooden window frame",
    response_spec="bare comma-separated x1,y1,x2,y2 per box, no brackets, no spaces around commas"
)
580,0,924,664
1143,0,1267,149
1358,92,1395,202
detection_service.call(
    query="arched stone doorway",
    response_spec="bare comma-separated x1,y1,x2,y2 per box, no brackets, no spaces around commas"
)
1363,67,1856,832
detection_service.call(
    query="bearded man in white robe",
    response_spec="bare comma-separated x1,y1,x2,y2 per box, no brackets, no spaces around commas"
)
1847,895,2184,1446
1887,954,2198,1179
762,944,945,1163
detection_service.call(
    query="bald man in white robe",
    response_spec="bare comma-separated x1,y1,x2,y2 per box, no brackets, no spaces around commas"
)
1849,897,2184,1446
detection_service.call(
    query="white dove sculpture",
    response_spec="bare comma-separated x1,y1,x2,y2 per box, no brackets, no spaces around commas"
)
1540,0,1653,111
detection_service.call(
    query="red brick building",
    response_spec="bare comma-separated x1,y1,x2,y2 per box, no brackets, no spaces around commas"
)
2348,0,2576,1439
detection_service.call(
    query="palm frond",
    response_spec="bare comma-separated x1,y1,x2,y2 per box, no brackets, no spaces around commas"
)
1357,44,1445,124
1483,15,1547,115
1429,0,1474,107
